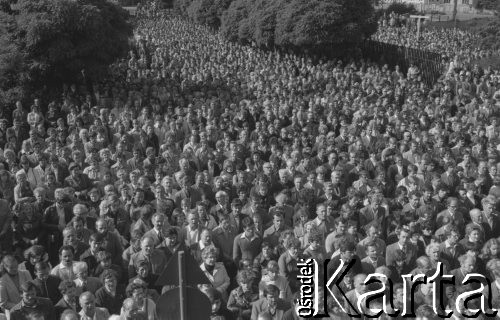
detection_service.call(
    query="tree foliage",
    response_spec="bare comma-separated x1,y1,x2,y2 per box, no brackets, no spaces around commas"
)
385,3,418,15
0,0,132,106
221,0,377,53
176,0,231,29
476,0,498,10
476,0,500,50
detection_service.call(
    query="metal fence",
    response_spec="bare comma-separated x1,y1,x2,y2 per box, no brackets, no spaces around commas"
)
361,40,445,86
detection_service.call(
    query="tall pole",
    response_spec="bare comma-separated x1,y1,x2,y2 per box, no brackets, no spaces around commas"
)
178,251,186,320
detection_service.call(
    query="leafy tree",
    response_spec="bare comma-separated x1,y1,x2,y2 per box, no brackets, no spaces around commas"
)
174,0,192,16
0,0,132,106
385,3,418,15
220,0,252,42
186,0,231,29
222,0,377,54
476,0,498,10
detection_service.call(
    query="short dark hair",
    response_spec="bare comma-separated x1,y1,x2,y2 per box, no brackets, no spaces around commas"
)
241,216,254,229
34,261,50,272
20,281,36,293
263,284,280,297
58,280,76,294
339,241,356,253
89,233,105,244
165,227,178,238
59,245,74,256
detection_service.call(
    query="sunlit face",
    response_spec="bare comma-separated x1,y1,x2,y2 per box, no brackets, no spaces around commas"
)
204,254,216,266
80,294,96,315
141,238,154,256
60,250,73,266
469,230,480,243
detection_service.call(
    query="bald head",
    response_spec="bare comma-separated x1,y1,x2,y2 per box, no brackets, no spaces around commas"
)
470,209,482,223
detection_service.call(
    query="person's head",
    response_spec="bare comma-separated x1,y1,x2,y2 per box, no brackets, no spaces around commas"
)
447,197,458,214
409,191,420,208
73,262,88,281
426,243,440,262
284,236,301,257
121,298,139,320
201,246,219,266
465,224,481,243
483,238,500,258
101,269,117,293
416,256,432,274
73,203,88,218
95,218,108,234
79,292,96,316
339,241,356,262
316,203,326,220
2,255,18,276
446,225,461,245
34,261,50,281
60,309,79,320
398,227,410,246
237,269,254,293
242,216,254,238
335,218,347,234
202,287,223,314
366,225,380,241
140,236,154,256
263,284,279,306
24,245,45,266
272,212,284,230
126,281,147,302
63,227,77,246
308,232,322,251
152,213,165,231
365,242,379,260
459,254,476,274
469,208,483,224
59,245,75,266
354,274,368,294
135,255,153,277
20,281,37,305
33,187,46,202
187,213,199,229
88,233,104,252
59,280,77,300
265,260,280,281
96,250,112,269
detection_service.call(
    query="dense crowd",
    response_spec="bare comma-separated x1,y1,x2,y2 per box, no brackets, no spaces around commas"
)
373,12,499,70
0,2,499,320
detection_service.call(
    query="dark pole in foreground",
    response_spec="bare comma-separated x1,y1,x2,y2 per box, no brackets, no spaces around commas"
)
179,251,186,320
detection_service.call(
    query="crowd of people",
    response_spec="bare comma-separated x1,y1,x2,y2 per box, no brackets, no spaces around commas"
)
373,12,499,71
0,1,499,319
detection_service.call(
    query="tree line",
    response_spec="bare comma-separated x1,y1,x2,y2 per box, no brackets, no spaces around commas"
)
174,0,378,54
